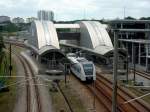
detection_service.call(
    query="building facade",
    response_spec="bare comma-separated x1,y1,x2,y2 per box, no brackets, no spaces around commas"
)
37,10,54,21
110,20,150,72
0,16,10,23
12,17,24,24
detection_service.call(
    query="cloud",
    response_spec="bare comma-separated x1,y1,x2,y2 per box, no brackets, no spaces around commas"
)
0,0,149,20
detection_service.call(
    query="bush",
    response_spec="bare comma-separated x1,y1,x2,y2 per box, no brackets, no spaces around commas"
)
0,35,5,52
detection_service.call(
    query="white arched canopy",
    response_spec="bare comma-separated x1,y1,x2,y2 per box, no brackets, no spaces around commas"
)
77,21,114,55
29,20,114,56
29,20,60,55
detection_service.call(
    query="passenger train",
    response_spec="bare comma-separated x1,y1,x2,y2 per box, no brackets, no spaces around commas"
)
67,53,96,82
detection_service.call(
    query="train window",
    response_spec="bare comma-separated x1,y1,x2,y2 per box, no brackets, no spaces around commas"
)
76,65,81,73
67,53,76,57
73,64,81,73
83,64,93,75
83,64,93,69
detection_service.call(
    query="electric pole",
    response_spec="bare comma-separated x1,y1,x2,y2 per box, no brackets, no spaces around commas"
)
9,44,12,76
112,30,119,112
133,45,136,84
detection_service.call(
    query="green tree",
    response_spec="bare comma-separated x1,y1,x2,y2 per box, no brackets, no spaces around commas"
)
0,35,5,53
125,16,136,20
140,17,150,20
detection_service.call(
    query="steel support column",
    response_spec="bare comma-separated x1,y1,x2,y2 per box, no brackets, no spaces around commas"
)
9,44,12,76
121,23,123,29
138,43,141,65
146,44,148,71
126,33,129,39
112,30,118,112
132,43,134,64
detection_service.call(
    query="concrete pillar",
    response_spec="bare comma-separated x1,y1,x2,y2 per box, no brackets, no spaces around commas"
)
126,33,129,39
146,44,148,71
138,43,141,65
132,42,134,64
149,24,150,39
126,42,128,53
121,23,123,29
126,42,127,49
115,24,117,29
145,23,150,39
120,33,123,39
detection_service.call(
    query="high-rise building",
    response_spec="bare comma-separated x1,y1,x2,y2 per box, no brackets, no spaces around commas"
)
37,10,54,21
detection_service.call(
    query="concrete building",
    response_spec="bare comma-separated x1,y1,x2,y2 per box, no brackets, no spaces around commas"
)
12,17,24,24
37,10,54,21
0,16,10,23
26,17,37,23
110,19,150,72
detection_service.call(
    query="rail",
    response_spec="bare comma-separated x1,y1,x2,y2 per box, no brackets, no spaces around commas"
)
12,49,42,112
96,73,150,112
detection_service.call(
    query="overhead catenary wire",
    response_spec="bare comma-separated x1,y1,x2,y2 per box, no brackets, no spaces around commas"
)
123,92,150,104
0,77,37,89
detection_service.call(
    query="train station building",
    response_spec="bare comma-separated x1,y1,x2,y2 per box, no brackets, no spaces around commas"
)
110,20,150,72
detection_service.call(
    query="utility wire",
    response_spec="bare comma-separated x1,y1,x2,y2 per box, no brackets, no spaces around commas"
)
122,92,150,104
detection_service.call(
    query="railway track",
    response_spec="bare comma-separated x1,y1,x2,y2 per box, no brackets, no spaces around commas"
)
96,63,150,81
8,42,150,112
131,69,150,80
57,82,74,112
87,83,112,112
91,73,150,112
12,49,42,112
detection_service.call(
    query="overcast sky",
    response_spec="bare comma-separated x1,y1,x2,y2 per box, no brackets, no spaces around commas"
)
0,0,150,21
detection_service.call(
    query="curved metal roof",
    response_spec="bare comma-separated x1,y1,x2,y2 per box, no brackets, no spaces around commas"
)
30,20,114,57
33,20,60,50
29,20,60,55
78,21,114,55
39,45,61,55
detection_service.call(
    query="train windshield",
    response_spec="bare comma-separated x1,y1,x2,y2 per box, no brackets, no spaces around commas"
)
83,64,93,75
67,53,76,57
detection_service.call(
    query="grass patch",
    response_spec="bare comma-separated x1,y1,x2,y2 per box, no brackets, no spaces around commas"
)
0,52,16,112
49,80,87,112
120,80,150,104
60,81,87,112
127,87,150,104
49,82,70,112
0,52,9,82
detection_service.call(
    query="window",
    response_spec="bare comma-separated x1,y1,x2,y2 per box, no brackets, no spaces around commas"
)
73,64,81,73
148,45,150,56
68,54,76,57
83,64,93,75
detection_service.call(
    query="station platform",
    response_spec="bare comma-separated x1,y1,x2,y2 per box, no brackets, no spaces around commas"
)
20,50,54,112
21,50,66,81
